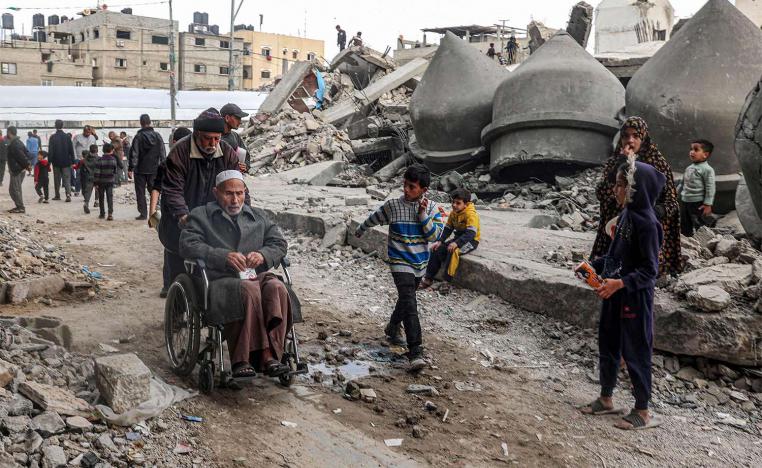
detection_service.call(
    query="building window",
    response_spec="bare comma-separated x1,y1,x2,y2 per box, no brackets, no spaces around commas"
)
243,65,251,79
152,35,169,45
41,79,53,86
195,37,205,46
115,58,127,68
282,48,288,55
261,47,271,57
194,64,206,73
80,32,85,42
243,42,252,55
93,28,99,39
219,66,229,75
1,63,17,75
116,29,131,40
292,49,299,59
220,40,230,49
261,69,271,79
307,52,316,61
160,62,169,71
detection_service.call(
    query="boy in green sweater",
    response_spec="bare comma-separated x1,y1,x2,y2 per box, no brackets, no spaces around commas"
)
679,139,716,236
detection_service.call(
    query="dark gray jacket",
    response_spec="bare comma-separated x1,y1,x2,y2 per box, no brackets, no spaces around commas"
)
179,201,287,281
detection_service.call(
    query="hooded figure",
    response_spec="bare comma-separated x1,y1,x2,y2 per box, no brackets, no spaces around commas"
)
584,160,665,430
591,116,681,276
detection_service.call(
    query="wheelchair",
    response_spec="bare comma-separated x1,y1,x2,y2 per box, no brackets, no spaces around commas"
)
163,257,307,394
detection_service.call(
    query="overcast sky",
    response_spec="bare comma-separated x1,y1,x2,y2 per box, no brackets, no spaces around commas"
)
1,0,721,59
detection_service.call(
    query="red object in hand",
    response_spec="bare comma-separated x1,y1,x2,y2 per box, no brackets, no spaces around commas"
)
574,261,604,289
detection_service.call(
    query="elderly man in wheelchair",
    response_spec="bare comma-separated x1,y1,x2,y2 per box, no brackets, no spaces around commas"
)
164,169,305,393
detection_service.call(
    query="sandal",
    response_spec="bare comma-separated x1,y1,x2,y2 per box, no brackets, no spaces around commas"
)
615,410,663,430
231,362,257,379
265,360,289,377
418,278,434,290
579,398,625,416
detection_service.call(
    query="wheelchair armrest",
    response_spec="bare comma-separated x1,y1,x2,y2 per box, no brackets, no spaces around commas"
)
280,257,291,268
183,258,208,275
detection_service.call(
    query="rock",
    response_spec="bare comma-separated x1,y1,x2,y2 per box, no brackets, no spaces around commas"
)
664,356,680,373
1,415,31,433
359,388,377,402
321,224,347,249
94,353,151,414
80,452,102,468
25,429,43,453
19,381,91,417
730,390,750,403
96,433,118,453
717,364,740,381
412,425,427,438
677,263,753,294
0,359,18,388
753,259,762,284
41,445,66,468
6,396,33,416
424,401,437,411
406,384,439,396
344,196,370,207
65,416,92,432
752,378,762,393
558,211,585,230
30,411,65,437
714,239,742,260
676,367,704,383
686,285,731,312
344,381,361,400
693,226,716,248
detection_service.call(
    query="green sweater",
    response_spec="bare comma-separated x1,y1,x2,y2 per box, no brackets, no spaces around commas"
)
680,161,715,205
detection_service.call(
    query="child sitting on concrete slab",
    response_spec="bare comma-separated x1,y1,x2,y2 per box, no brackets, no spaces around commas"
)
419,188,481,289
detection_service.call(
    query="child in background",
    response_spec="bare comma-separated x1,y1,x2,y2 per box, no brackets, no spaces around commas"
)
94,143,118,221
355,164,445,371
79,145,99,214
679,139,716,236
580,158,664,431
420,187,481,289
34,150,51,203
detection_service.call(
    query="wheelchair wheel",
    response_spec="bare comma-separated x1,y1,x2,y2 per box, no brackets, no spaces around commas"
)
164,274,201,377
278,339,297,387
199,360,215,394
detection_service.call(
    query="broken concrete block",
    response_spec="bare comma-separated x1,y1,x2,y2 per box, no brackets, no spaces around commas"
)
714,238,742,260
687,285,731,312
95,353,151,414
566,1,593,48
321,224,347,249
345,196,370,207
6,275,65,304
65,415,92,432
1,415,31,433
366,186,389,201
41,445,67,468
693,226,716,249
30,411,66,437
257,61,313,116
19,381,91,417
0,358,19,388
678,263,753,294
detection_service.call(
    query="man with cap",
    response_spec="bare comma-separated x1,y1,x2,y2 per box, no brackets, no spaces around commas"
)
129,114,166,220
220,103,250,172
160,107,248,291
179,170,291,379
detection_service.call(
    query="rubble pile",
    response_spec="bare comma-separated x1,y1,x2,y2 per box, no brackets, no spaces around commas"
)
0,217,80,283
671,227,762,313
0,317,201,466
245,109,355,175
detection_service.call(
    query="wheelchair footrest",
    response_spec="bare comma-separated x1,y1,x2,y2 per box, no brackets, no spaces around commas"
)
290,363,309,375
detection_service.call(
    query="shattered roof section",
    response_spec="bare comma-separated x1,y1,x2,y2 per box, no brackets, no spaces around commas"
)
421,25,500,36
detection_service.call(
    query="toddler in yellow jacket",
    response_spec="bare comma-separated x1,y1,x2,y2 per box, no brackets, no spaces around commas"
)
420,188,481,289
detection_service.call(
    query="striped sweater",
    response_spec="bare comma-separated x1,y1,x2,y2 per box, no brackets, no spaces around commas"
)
93,154,118,185
357,196,445,276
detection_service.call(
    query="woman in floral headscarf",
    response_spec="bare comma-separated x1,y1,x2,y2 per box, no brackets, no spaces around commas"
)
591,116,682,276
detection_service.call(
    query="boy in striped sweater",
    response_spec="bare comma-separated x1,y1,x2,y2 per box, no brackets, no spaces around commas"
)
94,143,118,221
355,164,445,371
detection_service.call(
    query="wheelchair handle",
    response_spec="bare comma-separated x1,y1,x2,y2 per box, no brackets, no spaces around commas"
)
281,257,291,268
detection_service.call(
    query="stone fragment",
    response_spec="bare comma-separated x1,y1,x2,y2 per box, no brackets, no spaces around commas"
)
65,415,93,431
96,433,118,453
41,445,67,468
321,224,347,249
19,382,91,417
686,285,731,312
693,226,716,249
406,384,439,396
30,411,65,437
344,196,370,207
676,367,704,383
677,263,753,294
714,239,742,260
95,353,151,414
25,429,43,453
0,358,18,389
7,396,33,416
1,415,31,433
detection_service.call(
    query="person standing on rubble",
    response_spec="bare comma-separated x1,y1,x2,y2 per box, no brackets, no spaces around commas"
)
506,36,519,64
487,43,496,59
220,103,250,172
129,114,166,221
48,120,76,202
159,108,248,291
350,31,363,47
336,25,347,51
591,116,681,277
6,126,31,214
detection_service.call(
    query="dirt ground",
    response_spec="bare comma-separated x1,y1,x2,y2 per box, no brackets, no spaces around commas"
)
2,178,762,467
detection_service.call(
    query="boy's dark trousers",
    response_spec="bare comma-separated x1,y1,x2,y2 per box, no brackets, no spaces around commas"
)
390,272,422,352
425,240,478,281
81,170,94,206
679,200,705,237
97,183,114,216
599,293,653,410
35,181,49,200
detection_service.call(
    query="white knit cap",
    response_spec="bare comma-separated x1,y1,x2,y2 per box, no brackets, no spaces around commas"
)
215,170,244,186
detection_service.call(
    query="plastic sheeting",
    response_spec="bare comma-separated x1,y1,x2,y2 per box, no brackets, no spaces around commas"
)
0,86,267,121
95,376,196,427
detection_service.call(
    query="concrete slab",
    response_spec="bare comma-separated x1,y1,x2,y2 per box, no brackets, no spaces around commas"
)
257,61,313,116
322,58,428,126
270,161,345,186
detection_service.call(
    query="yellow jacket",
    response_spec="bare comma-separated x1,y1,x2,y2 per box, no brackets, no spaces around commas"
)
445,202,480,243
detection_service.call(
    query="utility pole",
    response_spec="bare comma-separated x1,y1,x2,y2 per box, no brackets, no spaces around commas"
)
228,0,244,91
498,19,508,54
168,0,176,124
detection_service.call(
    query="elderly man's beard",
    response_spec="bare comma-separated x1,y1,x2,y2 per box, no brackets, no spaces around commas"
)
224,203,242,216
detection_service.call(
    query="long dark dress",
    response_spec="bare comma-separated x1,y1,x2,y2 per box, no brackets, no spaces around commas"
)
591,117,682,276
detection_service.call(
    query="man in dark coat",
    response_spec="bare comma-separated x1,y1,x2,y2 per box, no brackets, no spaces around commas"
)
6,127,31,213
220,103,250,171
48,119,76,202
336,25,347,51
159,107,247,289
129,114,166,220
0,135,7,187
